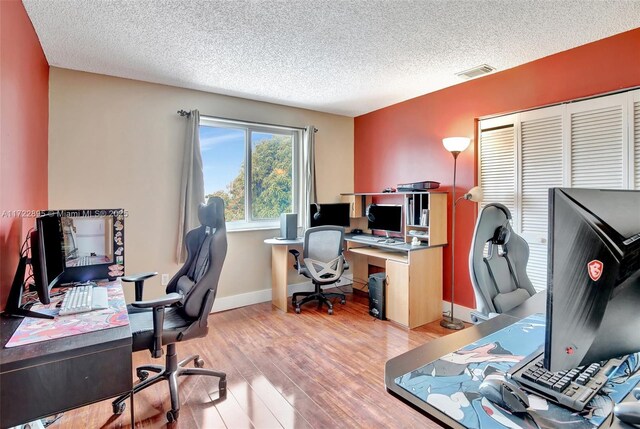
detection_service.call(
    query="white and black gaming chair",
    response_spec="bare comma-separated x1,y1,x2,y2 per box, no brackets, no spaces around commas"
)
468,203,537,322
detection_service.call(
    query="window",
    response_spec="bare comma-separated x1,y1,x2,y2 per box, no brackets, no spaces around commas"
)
479,89,640,291
199,117,301,229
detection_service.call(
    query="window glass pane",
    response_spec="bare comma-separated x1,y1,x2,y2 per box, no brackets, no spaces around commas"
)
200,126,246,222
250,131,293,220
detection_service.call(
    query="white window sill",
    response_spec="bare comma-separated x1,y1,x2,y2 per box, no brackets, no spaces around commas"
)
226,224,280,233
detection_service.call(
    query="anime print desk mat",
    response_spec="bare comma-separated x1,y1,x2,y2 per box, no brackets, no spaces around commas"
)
5,281,128,348
395,314,640,429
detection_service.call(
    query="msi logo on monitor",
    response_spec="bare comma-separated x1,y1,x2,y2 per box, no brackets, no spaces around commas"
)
588,260,603,281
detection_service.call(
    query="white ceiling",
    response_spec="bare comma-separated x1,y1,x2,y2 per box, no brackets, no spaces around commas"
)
23,0,640,117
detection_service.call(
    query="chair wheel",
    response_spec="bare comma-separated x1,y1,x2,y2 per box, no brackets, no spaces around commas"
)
219,378,227,396
340,299,346,305
167,409,179,422
295,306,301,314
137,369,149,381
113,401,126,415
328,308,333,315
194,358,205,368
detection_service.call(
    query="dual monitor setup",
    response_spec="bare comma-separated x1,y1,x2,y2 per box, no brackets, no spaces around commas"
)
310,202,403,239
4,210,124,320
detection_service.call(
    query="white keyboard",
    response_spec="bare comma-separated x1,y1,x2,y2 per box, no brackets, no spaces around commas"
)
59,284,109,316
77,256,92,266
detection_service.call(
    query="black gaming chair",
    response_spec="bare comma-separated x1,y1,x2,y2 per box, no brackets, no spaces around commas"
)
289,226,347,315
468,203,537,322
112,197,227,422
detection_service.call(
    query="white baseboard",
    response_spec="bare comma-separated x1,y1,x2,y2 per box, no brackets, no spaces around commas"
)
212,274,354,313
212,288,272,313
442,301,475,323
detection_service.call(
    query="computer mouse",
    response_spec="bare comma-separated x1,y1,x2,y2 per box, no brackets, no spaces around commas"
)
479,378,529,414
614,402,640,425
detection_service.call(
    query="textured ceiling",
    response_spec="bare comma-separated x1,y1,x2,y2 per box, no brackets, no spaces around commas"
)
23,0,640,117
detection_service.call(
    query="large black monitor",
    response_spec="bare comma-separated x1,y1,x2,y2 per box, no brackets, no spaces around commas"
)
545,188,640,372
30,214,66,305
367,204,403,234
3,213,65,319
310,203,350,227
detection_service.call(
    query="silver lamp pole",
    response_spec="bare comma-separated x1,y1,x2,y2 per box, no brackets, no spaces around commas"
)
441,137,471,330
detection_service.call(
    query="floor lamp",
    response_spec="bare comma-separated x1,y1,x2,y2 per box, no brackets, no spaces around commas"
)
441,137,471,330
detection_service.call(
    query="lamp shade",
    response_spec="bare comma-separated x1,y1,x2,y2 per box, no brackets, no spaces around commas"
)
442,137,471,153
464,186,483,202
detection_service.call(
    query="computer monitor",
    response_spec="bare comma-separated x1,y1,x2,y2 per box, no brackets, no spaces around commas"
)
30,213,66,305
367,204,403,234
309,203,350,227
544,188,640,372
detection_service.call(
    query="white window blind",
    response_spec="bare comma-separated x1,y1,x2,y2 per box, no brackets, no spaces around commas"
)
479,124,516,219
519,108,563,291
568,94,627,189
634,96,640,189
479,89,639,292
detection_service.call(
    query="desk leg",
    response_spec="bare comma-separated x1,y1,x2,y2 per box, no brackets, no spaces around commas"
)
271,245,289,312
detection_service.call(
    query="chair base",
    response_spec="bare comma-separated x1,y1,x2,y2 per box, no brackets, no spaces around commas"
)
292,283,346,315
112,343,226,422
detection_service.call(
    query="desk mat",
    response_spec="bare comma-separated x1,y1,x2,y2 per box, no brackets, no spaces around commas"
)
5,282,129,348
395,314,640,429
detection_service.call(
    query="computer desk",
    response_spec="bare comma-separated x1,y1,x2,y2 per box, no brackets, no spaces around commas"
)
0,281,133,428
264,234,443,328
385,292,637,428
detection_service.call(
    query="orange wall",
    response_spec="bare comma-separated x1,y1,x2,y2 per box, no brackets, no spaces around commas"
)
0,0,49,309
354,28,640,309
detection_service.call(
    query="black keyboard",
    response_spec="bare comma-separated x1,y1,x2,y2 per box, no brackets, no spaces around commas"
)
509,350,627,411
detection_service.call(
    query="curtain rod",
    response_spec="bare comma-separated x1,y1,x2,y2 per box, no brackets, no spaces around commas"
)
177,110,317,133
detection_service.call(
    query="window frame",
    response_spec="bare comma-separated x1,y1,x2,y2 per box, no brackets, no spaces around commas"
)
199,116,301,231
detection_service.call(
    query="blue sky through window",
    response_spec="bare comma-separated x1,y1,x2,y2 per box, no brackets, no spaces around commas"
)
200,127,278,194
200,126,245,193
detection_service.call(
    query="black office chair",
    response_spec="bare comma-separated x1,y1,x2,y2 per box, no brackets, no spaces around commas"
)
290,226,347,315
468,203,536,322
112,197,227,422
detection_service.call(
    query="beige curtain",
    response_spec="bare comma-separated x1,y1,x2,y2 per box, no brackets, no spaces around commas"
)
176,109,205,263
302,125,317,229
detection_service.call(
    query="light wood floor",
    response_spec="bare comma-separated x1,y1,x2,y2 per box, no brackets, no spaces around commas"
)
54,293,461,428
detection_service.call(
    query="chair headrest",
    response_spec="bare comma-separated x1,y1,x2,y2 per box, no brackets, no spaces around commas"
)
198,196,225,229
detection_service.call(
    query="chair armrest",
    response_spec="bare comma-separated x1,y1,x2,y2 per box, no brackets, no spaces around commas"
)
130,292,182,309
289,249,301,271
121,271,158,283
121,271,158,301
130,292,182,358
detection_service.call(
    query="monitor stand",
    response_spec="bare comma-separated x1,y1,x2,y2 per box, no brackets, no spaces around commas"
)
2,256,54,320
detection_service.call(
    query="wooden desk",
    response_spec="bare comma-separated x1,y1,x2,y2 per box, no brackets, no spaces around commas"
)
264,235,443,328
345,234,443,329
0,282,133,427
264,237,303,312
385,292,636,428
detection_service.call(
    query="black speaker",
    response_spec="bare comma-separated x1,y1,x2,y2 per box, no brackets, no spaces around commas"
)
280,213,297,240
368,272,386,320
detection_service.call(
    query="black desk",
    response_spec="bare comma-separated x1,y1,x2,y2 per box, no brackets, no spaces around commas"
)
0,286,132,427
385,292,636,428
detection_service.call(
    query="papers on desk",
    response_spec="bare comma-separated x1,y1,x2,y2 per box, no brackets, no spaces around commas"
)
5,281,129,348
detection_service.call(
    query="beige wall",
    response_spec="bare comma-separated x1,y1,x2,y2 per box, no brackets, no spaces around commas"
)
48,68,354,302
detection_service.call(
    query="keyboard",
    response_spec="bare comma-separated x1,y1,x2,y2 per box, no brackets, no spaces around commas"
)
59,284,109,316
508,349,627,411
76,256,92,266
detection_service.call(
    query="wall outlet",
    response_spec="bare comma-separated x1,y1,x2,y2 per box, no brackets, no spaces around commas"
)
161,274,169,286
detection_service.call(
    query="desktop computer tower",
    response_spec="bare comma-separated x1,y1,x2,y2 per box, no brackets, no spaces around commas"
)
368,272,386,320
280,213,297,240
